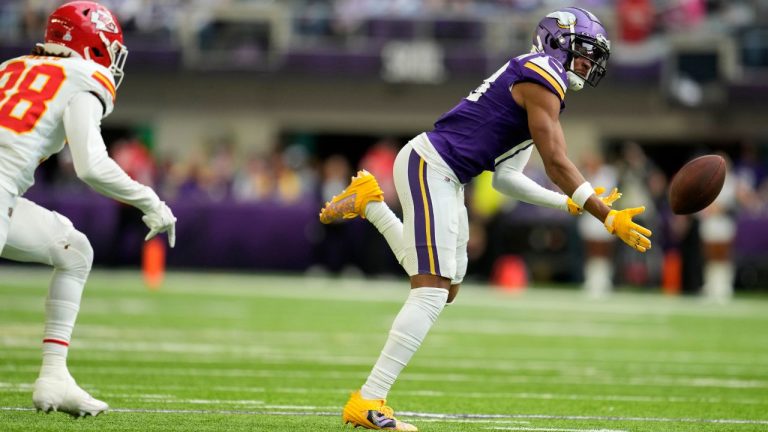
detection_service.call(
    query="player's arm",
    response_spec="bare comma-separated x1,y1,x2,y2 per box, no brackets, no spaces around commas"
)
491,148,621,214
63,92,176,247
491,146,570,211
513,81,651,251
512,82,608,218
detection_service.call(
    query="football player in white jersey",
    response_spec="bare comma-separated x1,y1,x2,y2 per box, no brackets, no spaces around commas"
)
0,1,176,417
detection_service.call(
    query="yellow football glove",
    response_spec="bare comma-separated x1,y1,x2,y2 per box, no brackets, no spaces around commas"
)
604,207,652,253
567,187,622,216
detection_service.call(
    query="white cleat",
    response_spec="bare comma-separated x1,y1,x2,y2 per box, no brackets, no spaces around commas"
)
33,375,108,418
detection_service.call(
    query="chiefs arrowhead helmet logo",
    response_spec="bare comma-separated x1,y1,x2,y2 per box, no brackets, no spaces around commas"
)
90,9,118,34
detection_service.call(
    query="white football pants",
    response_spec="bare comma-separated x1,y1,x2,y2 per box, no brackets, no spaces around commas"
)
1,191,94,376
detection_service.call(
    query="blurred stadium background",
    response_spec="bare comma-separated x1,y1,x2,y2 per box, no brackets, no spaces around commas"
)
0,0,767,295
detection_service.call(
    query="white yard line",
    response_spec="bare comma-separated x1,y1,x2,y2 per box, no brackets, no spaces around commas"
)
487,428,627,432
398,411,768,425
3,352,765,382
3,381,766,405
2,406,768,426
3,363,768,390
417,419,531,425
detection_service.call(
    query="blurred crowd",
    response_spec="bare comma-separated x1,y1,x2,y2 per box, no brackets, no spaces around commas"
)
3,0,765,82
3,0,765,45
32,132,768,299
294,0,765,38
38,134,318,205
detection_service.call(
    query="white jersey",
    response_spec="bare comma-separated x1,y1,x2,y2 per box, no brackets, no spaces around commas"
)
0,55,116,195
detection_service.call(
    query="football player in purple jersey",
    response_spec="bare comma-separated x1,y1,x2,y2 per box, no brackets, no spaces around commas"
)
320,8,651,431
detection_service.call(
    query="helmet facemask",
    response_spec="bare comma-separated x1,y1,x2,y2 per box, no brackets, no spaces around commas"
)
81,33,127,89
531,8,611,92
564,34,610,91
100,32,128,89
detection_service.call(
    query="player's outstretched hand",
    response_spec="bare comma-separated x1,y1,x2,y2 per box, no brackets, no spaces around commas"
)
142,201,176,248
567,187,622,215
603,207,652,252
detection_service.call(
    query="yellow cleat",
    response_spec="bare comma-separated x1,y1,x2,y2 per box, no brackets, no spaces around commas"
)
319,170,384,224
342,390,417,431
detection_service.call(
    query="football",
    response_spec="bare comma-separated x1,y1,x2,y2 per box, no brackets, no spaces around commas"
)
668,154,726,215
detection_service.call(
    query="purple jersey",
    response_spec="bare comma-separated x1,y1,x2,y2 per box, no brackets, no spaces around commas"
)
426,52,568,184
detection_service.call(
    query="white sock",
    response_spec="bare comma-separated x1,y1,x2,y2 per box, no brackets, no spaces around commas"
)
364,201,405,266
40,268,87,378
40,341,69,378
703,261,734,303
584,258,612,298
360,287,448,400
40,299,79,377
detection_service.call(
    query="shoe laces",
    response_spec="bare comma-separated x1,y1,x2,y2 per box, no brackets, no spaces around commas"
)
378,404,395,418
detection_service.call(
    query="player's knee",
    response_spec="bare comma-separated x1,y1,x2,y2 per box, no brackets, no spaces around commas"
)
51,229,93,275
447,284,461,304
451,254,467,286
410,273,451,289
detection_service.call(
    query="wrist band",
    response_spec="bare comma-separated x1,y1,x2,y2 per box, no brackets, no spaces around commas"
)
571,181,593,208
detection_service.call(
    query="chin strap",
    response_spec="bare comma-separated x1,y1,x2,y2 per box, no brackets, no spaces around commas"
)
567,71,585,91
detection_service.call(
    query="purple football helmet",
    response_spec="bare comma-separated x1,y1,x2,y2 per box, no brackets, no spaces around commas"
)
532,7,611,91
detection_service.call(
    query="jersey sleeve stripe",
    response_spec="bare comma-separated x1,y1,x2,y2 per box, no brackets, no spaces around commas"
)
524,62,565,100
494,140,534,167
91,71,116,101
529,56,567,90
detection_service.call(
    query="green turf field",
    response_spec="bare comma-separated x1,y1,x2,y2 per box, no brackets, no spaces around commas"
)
1,267,767,431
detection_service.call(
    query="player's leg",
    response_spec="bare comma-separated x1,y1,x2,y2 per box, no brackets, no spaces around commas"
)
343,145,460,431
578,216,615,298
360,145,456,399
364,201,406,267
0,186,16,251
319,170,408,267
1,198,107,417
700,213,735,303
447,189,468,305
